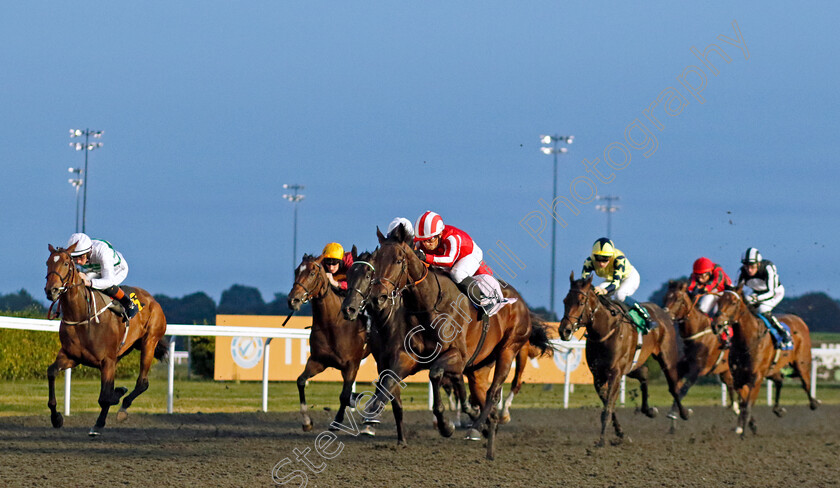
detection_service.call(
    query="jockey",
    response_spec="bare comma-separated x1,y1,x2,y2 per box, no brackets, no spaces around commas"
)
66,233,138,320
581,237,657,331
386,217,414,241
687,257,732,314
412,211,493,313
688,256,733,348
321,242,354,293
736,248,792,348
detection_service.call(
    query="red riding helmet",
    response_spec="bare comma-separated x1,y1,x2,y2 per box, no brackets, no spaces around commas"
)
414,211,445,241
693,257,715,275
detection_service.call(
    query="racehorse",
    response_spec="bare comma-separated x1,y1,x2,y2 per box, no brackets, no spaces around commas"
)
559,273,689,447
712,287,820,436
44,244,168,436
288,251,369,432
357,226,550,460
662,281,738,416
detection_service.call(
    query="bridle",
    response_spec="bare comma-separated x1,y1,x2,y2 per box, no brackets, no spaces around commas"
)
372,246,429,323
45,251,77,296
346,260,375,311
713,289,742,333
561,287,601,336
292,260,326,304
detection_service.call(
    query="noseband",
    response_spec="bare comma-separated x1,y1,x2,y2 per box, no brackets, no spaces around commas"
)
45,251,80,297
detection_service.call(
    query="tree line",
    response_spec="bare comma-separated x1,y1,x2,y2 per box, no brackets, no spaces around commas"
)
2,281,838,332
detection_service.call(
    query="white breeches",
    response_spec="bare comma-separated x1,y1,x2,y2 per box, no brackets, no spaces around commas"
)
597,267,640,302
450,245,483,283
748,285,785,314
697,294,718,315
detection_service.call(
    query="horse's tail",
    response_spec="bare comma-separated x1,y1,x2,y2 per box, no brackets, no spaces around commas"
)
154,336,170,362
528,314,556,358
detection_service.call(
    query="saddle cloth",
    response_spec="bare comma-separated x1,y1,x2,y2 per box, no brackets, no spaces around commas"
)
756,313,793,351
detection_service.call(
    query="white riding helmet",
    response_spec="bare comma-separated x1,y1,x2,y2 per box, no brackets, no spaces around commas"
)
66,233,92,257
387,217,414,239
414,211,445,241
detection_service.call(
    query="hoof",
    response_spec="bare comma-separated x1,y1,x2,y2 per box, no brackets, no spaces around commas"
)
734,426,743,435
810,399,821,410
363,418,381,425
50,412,64,429
302,423,313,432
88,427,102,437
112,387,128,404
116,408,128,423
595,439,605,448
440,420,455,438
328,425,340,432
773,407,787,418
666,409,678,420
643,407,658,419
465,428,482,441
360,425,375,436
499,414,511,425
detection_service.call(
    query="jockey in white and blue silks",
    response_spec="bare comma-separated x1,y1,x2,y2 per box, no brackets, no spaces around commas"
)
66,233,138,319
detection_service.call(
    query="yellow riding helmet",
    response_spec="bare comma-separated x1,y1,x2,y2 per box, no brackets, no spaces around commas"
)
591,237,616,258
322,242,344,260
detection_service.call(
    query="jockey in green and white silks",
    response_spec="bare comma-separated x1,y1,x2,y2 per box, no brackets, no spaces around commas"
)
66,233,138,319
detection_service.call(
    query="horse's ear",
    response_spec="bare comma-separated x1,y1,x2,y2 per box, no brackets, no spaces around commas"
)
351,245,358,260
66,242,77,254
49,244,55,253
376,226,386,244
678,281,687,291
569,271,575,282
585,274,593,285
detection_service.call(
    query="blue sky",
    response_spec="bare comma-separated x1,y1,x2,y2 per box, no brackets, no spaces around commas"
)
2,2,838,314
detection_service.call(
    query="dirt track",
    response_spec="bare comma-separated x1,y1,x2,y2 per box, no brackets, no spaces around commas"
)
1,405,838,487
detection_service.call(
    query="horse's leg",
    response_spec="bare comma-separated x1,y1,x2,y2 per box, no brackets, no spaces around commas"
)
297,359,326,432
719,370,740,416
792,349,821,410
655,349,690,421
628,365,657,418
479,347,517,461
592,373,611,447
603,370,626,446
671,357,701,419
428,366,455,438
90,357,123,436
331,362,360,431
769,372,786,417
463,365,492,439
448,373,469,427
391,389,406,447
466,352,510,439
117,338,156,422
500,346,529,425
47,349,76,429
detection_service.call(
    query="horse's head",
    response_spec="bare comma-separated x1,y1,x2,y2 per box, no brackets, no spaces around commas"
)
288,254,327,311
559,272,594,341
370,227,414,313
45,244,79,302
662,280,691,320
341,250,375,321
712,286,744,334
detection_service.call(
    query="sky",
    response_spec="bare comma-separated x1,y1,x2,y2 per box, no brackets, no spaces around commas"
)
2,2,838,315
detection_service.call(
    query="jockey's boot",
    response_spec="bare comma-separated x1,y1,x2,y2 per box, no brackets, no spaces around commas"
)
104,286,138,320
625,297,657,332
457,276,489,321
763,312,792,348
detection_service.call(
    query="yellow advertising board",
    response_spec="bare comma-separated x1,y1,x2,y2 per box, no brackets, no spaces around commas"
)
214,314,592,384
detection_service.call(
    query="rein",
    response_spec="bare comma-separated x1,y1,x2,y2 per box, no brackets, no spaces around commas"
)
292,261,326,304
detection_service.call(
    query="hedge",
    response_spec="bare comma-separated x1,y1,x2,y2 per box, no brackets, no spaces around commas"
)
0,308,143,380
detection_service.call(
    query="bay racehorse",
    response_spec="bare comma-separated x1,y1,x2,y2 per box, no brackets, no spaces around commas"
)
662,281,738,416
712,287,820,436
559,273,689,447
357,227,551,460
44,244,168,436
288,251,369,432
